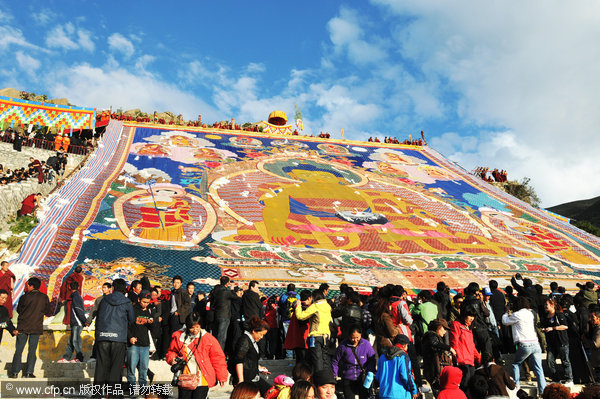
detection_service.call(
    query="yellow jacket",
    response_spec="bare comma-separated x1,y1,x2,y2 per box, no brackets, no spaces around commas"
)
295,299,332,337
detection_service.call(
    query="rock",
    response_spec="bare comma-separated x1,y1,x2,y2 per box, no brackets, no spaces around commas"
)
124,108,141,117
48,98,69,105
0,88,22,98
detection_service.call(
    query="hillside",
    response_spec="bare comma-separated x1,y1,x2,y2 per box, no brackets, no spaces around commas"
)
547,195,600,226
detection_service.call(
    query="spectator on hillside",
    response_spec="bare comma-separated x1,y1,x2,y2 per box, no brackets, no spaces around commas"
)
10,277,50,378
376,334,418,399
94,278,135,387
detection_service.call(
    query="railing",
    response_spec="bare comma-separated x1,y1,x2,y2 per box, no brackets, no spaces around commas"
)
0,134,92,155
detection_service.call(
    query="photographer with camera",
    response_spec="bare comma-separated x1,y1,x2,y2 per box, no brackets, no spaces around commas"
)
166,312,227,399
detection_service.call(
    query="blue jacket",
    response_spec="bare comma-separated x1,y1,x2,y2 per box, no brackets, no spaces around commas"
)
95,291,135,343
69,291,86,327
332,338,377,380
376,347,418,399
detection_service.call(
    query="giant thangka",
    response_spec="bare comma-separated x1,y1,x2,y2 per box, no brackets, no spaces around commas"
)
16,121,600,301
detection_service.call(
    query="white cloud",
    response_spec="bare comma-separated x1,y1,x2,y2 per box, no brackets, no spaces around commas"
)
46,23,78,50
371,0,600,206
32,9,55,25
47,63,222,122
327,7,388,65
15,51,41,74
0,26,44,51
77,29,95,52
108,33,135,56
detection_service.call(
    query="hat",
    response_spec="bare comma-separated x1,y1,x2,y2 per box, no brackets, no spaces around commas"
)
233,286,243,293
482,287,493,296
429,318,450,331
587,281,596,289
313,369,336,387
274,375,294,387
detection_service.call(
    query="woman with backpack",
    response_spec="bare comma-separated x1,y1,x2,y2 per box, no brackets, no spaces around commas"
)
332,326,376,399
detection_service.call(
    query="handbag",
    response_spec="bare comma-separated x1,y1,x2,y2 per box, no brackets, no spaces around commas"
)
350,345,368,386
176,333,202,390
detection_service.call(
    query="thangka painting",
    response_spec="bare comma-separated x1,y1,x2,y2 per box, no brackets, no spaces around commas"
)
70,126,600,297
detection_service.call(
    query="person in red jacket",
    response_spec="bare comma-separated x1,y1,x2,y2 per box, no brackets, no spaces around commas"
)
166,312,227,399
438,366,468,399
450,307,481,390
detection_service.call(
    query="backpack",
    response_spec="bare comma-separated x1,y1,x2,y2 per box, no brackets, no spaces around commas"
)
279,294,297,322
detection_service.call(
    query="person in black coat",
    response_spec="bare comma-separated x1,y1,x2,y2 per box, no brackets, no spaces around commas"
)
11,277,50,378
241,281,264,321
0,289,17,345
230,316,272,396
422,318,456,392
210,276,238,350
170,275,191,333
94,278,135,387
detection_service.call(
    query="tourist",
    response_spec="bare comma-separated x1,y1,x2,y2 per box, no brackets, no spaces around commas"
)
437,366,467,399
449,306,481,390
0,289,17,345
541,297,573,385
279,283,300,359
230,382,261,399
127,290,154,387
127,279,142,303
166,311,227,399
421,318,456,392
376,334,417,399
313,368,337,399
289,380,316,399
473,352,515,397
210,276,238,350
187,282,197,310
10,277,50,378
332,326,376,399
295,289,333,372
170,275,191,333
58,281,86,363
94,278,135,387
230,316,272,396
85,281,111,361
284,289,311,364
501,296,546,394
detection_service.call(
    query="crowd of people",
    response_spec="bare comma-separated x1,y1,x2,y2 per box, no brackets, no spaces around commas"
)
0,127,98,156
3,266,600,399
475,167,508,183
368,131,427,146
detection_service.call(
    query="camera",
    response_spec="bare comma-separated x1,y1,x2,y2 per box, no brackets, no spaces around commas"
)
171,357,186,386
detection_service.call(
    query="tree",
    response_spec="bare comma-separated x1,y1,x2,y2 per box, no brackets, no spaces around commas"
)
501,177,541,208
572,220,600,237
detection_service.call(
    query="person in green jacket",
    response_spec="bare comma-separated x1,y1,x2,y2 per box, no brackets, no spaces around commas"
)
413,290,439,334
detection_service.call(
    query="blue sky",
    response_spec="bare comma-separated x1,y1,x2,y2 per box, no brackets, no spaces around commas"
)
1,0,600,207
